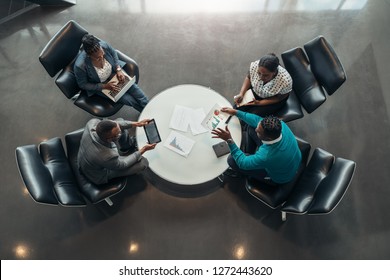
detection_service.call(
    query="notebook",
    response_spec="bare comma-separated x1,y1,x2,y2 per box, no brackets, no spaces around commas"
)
101,70,136,102
212,141,230,158
234,89,255,107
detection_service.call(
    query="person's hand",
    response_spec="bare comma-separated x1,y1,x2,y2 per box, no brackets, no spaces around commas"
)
134,119,151,127
104,81,120,92
221,107,237,115
234,93,244,105
140,143,157,154
116,71,125,82
211,126,232,141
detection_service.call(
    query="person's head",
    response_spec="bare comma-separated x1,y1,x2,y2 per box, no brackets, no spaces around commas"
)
257,53,279,83
81,34,104,62
96,120,121,142
255,116,282,141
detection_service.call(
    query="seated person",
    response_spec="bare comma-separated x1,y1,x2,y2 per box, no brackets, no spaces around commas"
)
211,108,301,185
77,118,156,185
74,34,148,112
234,53,292,117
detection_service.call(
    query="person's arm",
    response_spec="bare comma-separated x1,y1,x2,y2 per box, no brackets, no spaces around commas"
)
249,92,289,106
234,76,252,104
74,56,104,92
102,143,156,171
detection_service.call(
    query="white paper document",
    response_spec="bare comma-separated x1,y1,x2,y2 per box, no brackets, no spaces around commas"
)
164,131,195,157
201,104,231,130
169,105,208,135
169,105,191,132
188,108,208,135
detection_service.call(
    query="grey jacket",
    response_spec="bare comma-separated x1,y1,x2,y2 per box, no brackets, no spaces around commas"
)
77,118,142,185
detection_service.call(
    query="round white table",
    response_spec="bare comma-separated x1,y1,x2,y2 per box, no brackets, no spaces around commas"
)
136,84,242,185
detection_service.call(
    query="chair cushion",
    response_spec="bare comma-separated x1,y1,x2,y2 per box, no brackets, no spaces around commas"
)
39,138,86,206
74,92,123,118
274,90,304,122
281,47,326,113
304,36,346,95
39,20,88,77
282,148,335,214
55,60,81,99
15,145,58,205
307,157,356,214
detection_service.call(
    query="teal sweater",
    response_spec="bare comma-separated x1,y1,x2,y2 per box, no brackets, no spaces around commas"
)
228,111,302,184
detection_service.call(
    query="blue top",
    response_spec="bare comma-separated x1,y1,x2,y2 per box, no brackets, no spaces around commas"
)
228,111,302,184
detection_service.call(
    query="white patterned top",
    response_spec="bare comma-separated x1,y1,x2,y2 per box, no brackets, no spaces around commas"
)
94,59,112,83
249,61,292,98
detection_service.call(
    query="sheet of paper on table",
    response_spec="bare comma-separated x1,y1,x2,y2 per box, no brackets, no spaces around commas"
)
201,103,231,130
169,105,208,135
164,130,195,157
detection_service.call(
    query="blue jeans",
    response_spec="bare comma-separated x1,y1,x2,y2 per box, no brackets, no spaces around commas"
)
118,84,149,112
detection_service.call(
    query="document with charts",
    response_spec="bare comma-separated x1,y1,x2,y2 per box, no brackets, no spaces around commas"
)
201,104,231,130
164,131,195,157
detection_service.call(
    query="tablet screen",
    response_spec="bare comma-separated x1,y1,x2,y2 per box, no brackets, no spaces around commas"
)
144,119,161,144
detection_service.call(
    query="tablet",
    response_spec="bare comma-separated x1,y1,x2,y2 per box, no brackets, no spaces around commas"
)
144,119,162,144
212,141,230,158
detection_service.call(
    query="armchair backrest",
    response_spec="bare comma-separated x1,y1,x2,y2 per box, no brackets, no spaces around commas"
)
281,47,326,113
39,20,88,77
304,36,346,95
15,138,86,206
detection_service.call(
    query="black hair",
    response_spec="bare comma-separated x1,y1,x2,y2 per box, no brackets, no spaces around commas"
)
261,116,282,140
96,120,117,140
258,53,279,72
81,34,101,55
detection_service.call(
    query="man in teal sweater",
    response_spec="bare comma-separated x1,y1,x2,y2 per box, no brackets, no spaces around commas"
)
212,108,301,185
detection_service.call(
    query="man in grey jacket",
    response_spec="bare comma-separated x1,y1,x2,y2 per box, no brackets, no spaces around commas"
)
78,118,156,185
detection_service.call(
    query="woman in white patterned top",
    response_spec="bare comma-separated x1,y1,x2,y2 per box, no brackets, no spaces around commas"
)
234,53,292,116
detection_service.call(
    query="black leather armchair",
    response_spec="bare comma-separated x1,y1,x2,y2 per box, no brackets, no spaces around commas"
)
245,142,356,221
15,130,127,207
246,137,311,209
281,148,356,219
39,20,140,117
281,36,346,114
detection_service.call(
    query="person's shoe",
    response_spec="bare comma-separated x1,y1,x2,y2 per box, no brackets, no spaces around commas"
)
223,168,241,178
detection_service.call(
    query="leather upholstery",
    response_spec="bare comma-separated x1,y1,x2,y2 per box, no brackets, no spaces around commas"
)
39,20,88,78
274,90,304,122
281,47,326,113
15,129,128,207
280,148,334,214
65,129,127,204
282,148,356,216
16,145,59,205
15,140,86,206
245,137,311,208
39,20,140,117
304,36,346,95
39,138,86,206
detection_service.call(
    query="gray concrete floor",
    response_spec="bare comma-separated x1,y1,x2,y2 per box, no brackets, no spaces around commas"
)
1,0,390,259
